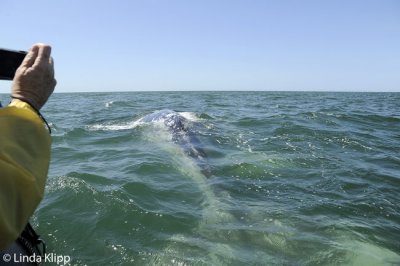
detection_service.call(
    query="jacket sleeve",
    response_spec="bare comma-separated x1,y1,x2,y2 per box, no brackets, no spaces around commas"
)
0,100,51,250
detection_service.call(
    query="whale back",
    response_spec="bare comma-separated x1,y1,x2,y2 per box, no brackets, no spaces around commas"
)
140,110,210,176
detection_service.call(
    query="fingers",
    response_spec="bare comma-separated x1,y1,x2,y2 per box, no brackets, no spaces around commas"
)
19,43,52,71
32,44,52,69
20,45,39,68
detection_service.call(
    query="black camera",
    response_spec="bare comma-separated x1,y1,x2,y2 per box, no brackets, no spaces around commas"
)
0,48,27,80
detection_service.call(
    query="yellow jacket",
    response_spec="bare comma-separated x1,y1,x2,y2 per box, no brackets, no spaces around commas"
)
0,100,51,250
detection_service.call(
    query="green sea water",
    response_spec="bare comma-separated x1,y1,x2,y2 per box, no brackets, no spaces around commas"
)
13,92,400,265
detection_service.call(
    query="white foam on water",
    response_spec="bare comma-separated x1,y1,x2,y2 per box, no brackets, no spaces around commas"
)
87,111,201,132
87,120,144,131
105,101,114,108
178,111,201,122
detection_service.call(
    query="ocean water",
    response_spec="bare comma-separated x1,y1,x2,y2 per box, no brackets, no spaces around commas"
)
13,92,400,265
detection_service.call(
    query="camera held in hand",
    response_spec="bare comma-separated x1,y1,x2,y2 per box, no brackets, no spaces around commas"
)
0,48,27,80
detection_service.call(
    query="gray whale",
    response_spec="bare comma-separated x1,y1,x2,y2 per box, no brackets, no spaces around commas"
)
140,110,210,176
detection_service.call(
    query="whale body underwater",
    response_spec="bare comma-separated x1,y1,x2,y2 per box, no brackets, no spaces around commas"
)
139,109,210,176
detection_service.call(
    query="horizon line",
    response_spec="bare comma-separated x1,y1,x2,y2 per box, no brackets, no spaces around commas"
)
50,89,399,94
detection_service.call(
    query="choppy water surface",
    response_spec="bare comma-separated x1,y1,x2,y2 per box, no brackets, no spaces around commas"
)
30,92,400,265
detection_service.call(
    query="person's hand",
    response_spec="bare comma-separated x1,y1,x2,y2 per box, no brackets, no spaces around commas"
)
11,43,56,110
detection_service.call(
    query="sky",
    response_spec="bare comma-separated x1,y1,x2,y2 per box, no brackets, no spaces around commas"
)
0,0,399,92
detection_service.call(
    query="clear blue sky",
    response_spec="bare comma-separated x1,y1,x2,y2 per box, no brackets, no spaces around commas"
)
0,0,399,92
